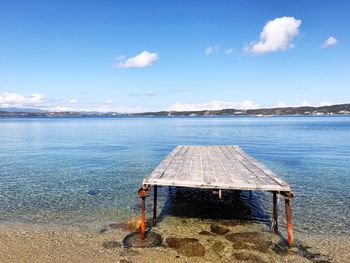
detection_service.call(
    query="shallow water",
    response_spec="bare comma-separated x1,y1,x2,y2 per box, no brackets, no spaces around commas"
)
0,116,349,237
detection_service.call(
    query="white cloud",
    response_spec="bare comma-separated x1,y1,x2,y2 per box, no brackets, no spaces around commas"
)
276,101,311,108
300,101,311,107
319,101,332,106
70,99,77,103
48,106,75,112
104,99,112,104
115,50,158,68
205,45,220,55
224,48,234,55
169,99,259,111
95,103,150,113
0,92,45,108
246,16,302,55
321,36,338,48
115,55,125,61
130,91,157,97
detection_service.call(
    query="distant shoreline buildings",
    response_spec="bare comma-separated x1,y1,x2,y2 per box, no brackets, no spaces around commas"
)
1,104,350,118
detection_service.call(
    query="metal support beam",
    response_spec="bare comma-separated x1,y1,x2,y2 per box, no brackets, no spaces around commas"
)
153,185,157,226
138,185,149,240
283,191,294,245
141,197,146,240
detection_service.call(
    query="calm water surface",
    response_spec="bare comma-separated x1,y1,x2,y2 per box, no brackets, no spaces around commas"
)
0,117,349,237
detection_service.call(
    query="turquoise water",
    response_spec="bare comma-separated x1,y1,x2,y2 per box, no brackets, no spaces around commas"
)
0,117,349,236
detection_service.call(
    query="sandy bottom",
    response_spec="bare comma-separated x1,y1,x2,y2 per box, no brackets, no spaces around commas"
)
0,218,349,263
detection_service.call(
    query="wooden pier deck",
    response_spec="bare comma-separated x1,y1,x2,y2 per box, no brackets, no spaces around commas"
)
138,145,294,245
143,145,291,192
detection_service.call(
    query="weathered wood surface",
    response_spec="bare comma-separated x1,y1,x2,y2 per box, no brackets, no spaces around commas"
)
143,146,291,192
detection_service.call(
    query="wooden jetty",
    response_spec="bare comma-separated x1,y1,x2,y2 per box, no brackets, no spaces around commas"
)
138,145,294,244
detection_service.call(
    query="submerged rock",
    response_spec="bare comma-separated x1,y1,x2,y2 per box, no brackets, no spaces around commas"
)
198,230,215,236
177,242,205,257
211,240,226,256
226,232,272,253
166,237,198,249
166,237,205,257
231,241,252,250
87,190,100,196
210,224,229,235
225,232,265,243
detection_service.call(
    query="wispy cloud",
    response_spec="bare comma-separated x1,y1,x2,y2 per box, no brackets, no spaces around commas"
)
275,101,311,108
246,16,302,55
169,99,259,111
114,50,158,68
170,88,192,93
224,48,234,55
319,101,332,106
205,45,220,55
0,92,45,108
95,103,152,113
205,45,234,56
321,36,338,48
70,99,77,103
130,91,157,97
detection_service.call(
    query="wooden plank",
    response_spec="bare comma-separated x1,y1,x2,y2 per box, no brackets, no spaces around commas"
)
143,145,291,192
187,146,203,183
161,146,190,181
147,146,183,180
224,146,277,186
232,146,290,188
202,146,216,185
211,146,234,185
174,146,195,182
219,146,256,185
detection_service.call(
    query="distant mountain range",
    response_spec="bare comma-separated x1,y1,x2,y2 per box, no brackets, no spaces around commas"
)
1,104,350,117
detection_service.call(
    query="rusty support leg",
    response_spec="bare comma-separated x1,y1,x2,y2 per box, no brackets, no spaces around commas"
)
284,192,293,245
138,185,149,241
153,185,157,226
141,196,146,240
272,192,278,232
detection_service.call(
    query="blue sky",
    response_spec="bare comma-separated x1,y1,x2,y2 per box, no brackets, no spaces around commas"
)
0,0,349,112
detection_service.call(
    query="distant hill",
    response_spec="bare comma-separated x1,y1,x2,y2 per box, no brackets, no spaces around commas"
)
1,104,350,117
125,104,350,117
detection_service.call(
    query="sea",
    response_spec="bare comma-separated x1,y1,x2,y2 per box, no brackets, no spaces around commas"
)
0,116,349,238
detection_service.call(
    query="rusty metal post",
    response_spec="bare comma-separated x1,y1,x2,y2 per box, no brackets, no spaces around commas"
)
284,192,293,245
153,185,157,226
138,186,149,241
272,192,278,232
141,196,146,240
